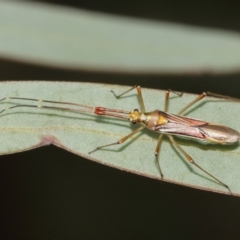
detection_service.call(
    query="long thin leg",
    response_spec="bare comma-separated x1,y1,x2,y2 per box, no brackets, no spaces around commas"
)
177,92,207,115
154,89,185,178
168,135,232,195
111,85,146,113
163,89,183,112
154,134,164,178
164,91,170,112
177,90,240,116
207,92,240,101
89,126,145,154
154,90,171,178
177,91,240,116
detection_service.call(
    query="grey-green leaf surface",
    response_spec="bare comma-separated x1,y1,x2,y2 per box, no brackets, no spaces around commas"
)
1,1,240,73
0,81,239,196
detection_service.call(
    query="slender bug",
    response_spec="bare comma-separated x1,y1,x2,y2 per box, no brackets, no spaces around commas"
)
0,85,239,194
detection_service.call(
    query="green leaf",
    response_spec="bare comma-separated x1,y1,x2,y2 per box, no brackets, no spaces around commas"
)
1,1,240,73
0,81,239,196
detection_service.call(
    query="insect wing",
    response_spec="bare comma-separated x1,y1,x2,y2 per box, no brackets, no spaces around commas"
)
155,111,240,144
199,124,240,144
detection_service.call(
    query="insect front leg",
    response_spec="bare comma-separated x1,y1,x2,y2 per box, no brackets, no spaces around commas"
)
89,126,145,154
111,85,146,113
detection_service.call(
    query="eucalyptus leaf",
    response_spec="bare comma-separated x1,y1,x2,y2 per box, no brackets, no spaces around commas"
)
1,1,240,73
0,81,239,196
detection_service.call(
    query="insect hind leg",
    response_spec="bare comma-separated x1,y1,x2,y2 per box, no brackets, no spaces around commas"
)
168,135,232,195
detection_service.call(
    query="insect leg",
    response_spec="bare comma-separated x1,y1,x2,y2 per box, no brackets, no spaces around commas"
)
153,90,171,178
164,91,170,112
89,126,145,154
154,89,184,178
154,134,164,178
177,91,232,115
111,85,146,113
207,92,240,101
168,135,232,195
177,92,207,115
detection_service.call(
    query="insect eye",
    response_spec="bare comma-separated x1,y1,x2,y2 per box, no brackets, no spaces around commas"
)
134,109,139,112
132,120,137,124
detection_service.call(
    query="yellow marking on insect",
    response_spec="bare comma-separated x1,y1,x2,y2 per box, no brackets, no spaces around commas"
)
129,110,142,123
158,115,168,125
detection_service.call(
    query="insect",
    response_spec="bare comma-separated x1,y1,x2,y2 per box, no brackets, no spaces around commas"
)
0,85,239,194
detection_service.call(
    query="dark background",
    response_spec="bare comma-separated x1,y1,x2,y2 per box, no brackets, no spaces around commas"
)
1,0,240,239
